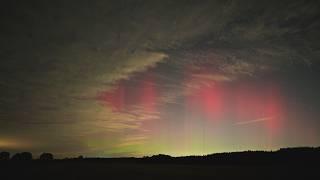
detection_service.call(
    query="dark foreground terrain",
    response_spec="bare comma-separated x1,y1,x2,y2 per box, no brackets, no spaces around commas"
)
1,147,320,180
1,161,320,180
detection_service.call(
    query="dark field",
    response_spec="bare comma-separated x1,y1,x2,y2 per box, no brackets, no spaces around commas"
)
1,160,319,180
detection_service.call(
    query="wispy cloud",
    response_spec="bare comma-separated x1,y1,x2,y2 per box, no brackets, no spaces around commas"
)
234,117,273,126
116,135,149,148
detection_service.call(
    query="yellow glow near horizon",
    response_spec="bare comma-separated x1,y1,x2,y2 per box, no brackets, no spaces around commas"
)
0,138,30,149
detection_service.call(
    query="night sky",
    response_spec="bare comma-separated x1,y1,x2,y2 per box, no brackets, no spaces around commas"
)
1,0,320,157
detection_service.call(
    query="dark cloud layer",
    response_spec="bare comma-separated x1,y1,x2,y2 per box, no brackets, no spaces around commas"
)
0,0,320,156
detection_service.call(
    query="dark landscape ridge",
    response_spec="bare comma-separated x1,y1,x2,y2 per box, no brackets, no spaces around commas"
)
1,146,320,164
1,147,320,180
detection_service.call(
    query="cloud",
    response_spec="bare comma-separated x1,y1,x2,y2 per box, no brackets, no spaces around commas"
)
0,0,319,156
116,135,149,148
234,117,273,126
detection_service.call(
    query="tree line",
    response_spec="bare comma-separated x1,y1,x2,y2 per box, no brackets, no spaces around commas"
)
1,147,319,164
0,152,53,160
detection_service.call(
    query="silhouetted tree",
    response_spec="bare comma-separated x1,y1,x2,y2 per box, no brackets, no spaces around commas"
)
0,151,10,160
39,153,54,160
11,153,21,160
11,152,33,160
151,154,172,159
